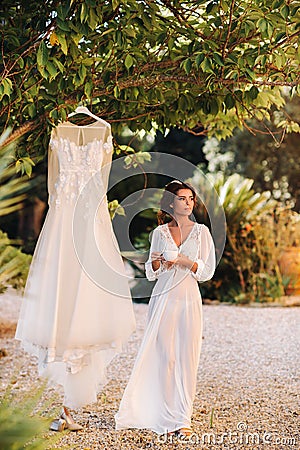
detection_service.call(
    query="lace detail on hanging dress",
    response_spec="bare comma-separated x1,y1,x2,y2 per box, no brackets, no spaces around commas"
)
49,137,106,208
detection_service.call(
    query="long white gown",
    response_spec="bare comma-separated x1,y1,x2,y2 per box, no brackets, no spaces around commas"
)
15,121,136,409
115,222,215,434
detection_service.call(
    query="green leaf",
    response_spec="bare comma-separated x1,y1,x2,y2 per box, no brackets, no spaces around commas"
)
141,152,151,162
208,97,219,115
119,145,135,153
52,57,65,73
132,87,139,99
225,93,235,109
124,54,133,70
15,157,35,177
78,64,87,83
275,53,284,69
112,0,120,10
56,33,68,55
2,78,13,97
57,3,71,20
168,37,175,52
88,8,99,30
272,0,285,8
114,85,120,98
80,3,88,23
267,22,274,39
249,85,259,100
84,81,93,98
125,27,136,38
201,57,214,74
257,18,267,33
195,53,204,68
56,18,70,32
18,57,24,69
71,33,84,45
49,109,59,120
60,108,67,122
178,95,187,111
28,103,36,118
23,158,35,177
206,1,216,14
274,31,286,43
280,5,289,19
234,90,243,102
37,65,48,79
46,61,58,80
182,58,192,74
213,52,224,67
37,41,48,67
244,68,255,81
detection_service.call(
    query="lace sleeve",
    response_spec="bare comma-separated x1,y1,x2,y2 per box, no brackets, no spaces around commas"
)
192,224,216,282
101,127,113,197
145,227,165,281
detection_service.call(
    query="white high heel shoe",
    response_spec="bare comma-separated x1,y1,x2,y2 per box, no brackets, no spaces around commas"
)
49,417,66,432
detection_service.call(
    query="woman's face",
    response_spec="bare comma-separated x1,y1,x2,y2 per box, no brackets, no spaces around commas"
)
172,188,195,216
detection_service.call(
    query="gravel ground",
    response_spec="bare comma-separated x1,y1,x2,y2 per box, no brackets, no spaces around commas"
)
0,290,299,450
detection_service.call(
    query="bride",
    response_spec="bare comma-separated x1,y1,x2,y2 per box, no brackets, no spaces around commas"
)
115,180,216,436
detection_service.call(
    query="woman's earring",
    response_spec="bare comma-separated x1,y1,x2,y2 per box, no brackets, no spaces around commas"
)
170,204,173,208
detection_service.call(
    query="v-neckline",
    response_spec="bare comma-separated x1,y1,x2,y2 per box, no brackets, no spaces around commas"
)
166,222,196,248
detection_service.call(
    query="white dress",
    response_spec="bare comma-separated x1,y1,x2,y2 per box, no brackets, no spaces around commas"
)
15,121,136,409
115,222,215,434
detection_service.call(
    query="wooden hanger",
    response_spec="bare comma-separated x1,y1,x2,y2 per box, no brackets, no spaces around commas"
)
68,106,110,127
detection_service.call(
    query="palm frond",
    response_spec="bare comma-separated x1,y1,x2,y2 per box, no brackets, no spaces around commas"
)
0,129,33,217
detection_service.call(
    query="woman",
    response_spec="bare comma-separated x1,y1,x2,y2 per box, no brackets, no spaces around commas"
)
115,180,215,436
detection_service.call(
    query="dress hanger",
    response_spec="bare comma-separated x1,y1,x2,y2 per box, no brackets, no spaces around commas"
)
67,106,110,127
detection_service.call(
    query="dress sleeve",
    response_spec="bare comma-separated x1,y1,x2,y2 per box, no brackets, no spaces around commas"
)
47,134,59,206
192,224,216,282
145,227,165,281
101,126,113,197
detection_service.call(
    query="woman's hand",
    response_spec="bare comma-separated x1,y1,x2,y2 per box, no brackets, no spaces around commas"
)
163,260,176,270
176,254,198,273
151,252,165,272
175,253,192,268
160,253,190,270
151,252,165,262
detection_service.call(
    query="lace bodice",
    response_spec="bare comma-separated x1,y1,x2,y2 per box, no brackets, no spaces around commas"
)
48,122,113,208
159,222,200,251
145,223,216,283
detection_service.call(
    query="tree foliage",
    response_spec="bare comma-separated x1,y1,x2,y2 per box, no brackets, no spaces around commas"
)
1,0,300,159
203,95,300,210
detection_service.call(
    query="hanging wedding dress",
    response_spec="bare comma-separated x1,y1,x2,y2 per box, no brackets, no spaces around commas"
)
15,119,136,409
115,222,215,434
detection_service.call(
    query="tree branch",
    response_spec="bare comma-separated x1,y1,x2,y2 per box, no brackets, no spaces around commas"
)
222,0,235,59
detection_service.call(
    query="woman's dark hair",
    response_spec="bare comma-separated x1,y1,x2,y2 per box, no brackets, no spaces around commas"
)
157,180,197,225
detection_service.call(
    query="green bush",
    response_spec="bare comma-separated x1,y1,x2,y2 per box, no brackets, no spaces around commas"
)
0,230,31,293
0,383,61,450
